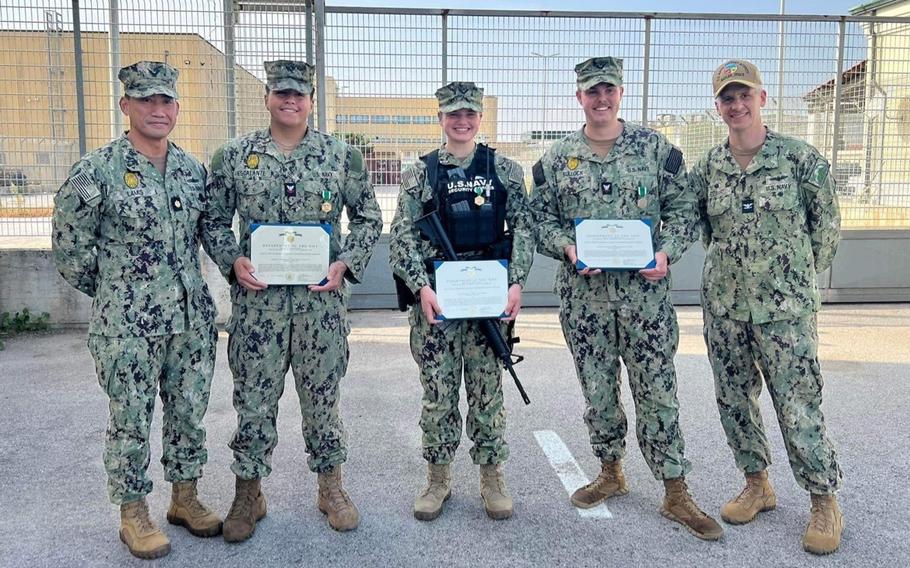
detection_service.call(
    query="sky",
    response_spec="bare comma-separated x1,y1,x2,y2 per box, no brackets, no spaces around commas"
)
327,0,865,15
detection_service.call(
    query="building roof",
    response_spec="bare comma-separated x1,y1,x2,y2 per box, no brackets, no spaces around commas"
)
851,0,907,14
803,60,866,101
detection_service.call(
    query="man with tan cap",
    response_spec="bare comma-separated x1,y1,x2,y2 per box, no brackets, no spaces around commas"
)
389,81,534,521
205,60,381,541
528,57,723,541
690,59,844,554
52,61,222,559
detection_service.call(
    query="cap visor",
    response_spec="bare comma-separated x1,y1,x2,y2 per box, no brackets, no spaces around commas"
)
714,79,761,97
125,86,179,99
270,79,312,94
439,102,483,113
577,75,622,91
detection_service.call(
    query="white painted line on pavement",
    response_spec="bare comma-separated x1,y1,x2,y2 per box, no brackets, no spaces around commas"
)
533,429,614,519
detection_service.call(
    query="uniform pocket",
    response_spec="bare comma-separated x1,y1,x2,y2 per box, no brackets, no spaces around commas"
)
706,191,733,216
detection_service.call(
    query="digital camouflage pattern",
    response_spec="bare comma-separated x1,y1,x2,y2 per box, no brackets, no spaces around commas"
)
52,133,217,505
690,129,841,324
118,61,179,99
88,326,217,504
529,123,697,479
265,59,315,94
53,135,215,337
575,57,624,90
435,81,484,113
690,128,842,494
205,127,381,476
703,311,843,494
389,148,534,465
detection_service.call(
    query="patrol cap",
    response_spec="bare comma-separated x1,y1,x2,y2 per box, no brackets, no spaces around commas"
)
118,61,179,99
435,81,484,113
264,60,315,94
575,57,623,90
712,59,763,97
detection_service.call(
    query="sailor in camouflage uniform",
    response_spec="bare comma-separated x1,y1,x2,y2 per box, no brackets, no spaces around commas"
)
204,60,381,541
52,61,222,560
689,59,844,554
389,82,534,521
528,57,723,540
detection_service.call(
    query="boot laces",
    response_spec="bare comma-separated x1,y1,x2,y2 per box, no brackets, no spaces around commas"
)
132,500,156,534
592,466,619,489
323,478,353,511
810,500,833,534
227,485,257,520
733,480,760,505
671,486,709,520
179,484,209,517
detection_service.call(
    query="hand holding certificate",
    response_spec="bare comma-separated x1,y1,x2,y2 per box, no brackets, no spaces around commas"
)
434,259,509,320
574,218,656,271
249,223,331,285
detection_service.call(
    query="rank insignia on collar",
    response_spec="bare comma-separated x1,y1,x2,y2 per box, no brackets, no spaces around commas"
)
124,171,140,189
245,153,260,169
567,157,579,170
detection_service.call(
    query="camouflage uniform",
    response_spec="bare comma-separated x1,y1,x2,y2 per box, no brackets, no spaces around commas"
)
204,62,382,479
52,62,217,505
530,117,698,480
690,128,843,494
390,145,534,465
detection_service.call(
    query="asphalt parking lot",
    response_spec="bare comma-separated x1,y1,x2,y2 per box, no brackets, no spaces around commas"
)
1,304,908,567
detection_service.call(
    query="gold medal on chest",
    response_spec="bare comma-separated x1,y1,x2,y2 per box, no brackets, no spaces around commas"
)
321,202,333,213
124,171,140,189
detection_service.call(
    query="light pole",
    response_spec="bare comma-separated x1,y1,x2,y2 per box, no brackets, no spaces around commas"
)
531,51,559,143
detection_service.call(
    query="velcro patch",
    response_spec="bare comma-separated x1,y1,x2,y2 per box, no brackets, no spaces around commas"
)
532,160,546,188
806,158,829,188
401,167,419,191
69,173,101,204
664,148,683,175
508,163,524,186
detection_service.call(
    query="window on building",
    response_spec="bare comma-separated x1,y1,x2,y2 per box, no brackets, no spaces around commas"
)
371,115,390,124
349,115,369,124
392,115,411,124
336,114,348,124
413,116,436,124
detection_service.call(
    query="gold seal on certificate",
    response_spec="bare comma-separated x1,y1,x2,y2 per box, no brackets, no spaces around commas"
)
574,218,656,270
249,223,331,285
434,259,509,320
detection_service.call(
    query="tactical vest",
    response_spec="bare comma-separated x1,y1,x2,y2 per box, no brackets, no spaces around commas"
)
420,144,509,257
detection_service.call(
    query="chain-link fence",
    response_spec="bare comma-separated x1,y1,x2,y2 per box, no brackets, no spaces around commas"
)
2,2,909,237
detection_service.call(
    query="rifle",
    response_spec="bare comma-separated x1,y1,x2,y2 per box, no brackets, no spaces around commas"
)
415,209,530,405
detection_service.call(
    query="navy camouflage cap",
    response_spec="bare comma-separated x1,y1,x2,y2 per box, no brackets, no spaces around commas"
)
265,60,315,94
575,57,623,90
118,61,179,99
435,81,484,113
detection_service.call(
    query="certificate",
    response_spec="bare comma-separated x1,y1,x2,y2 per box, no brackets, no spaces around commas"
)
249,223,331,285
434,259,508,320
574,218,656,270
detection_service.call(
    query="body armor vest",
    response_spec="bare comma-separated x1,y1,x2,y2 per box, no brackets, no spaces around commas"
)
420,144,509,257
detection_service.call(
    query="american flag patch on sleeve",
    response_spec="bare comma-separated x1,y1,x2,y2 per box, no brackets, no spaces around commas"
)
70,173,101,203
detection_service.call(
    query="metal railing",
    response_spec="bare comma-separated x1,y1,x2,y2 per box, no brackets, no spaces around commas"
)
2,2,909,237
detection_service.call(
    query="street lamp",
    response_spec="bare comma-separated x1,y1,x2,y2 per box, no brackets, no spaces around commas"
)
531,51,559,143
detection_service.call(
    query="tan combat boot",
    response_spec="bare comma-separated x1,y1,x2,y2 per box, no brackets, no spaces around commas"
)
721,470,777,524
571,460,628,508
223,477,267,543
661,477,724,541
414,463,452,521
317,467,360,531
803,493,844,555
479,464,513,520
167,480,223,537
119,498,171,559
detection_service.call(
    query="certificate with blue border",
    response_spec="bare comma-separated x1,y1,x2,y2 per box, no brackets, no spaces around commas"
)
249,223,331,285
434,259,509,320
574,218,656,270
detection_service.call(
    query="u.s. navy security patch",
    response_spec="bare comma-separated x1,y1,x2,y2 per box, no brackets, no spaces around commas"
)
69,173,101,203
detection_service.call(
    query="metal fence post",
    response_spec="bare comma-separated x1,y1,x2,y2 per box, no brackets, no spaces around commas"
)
223,0,236,140
441,10,448,145
641,15,651,127
831,17,847,177
314,0,327,132
109,0,121,138
306,0,314,128
72,0,86,156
